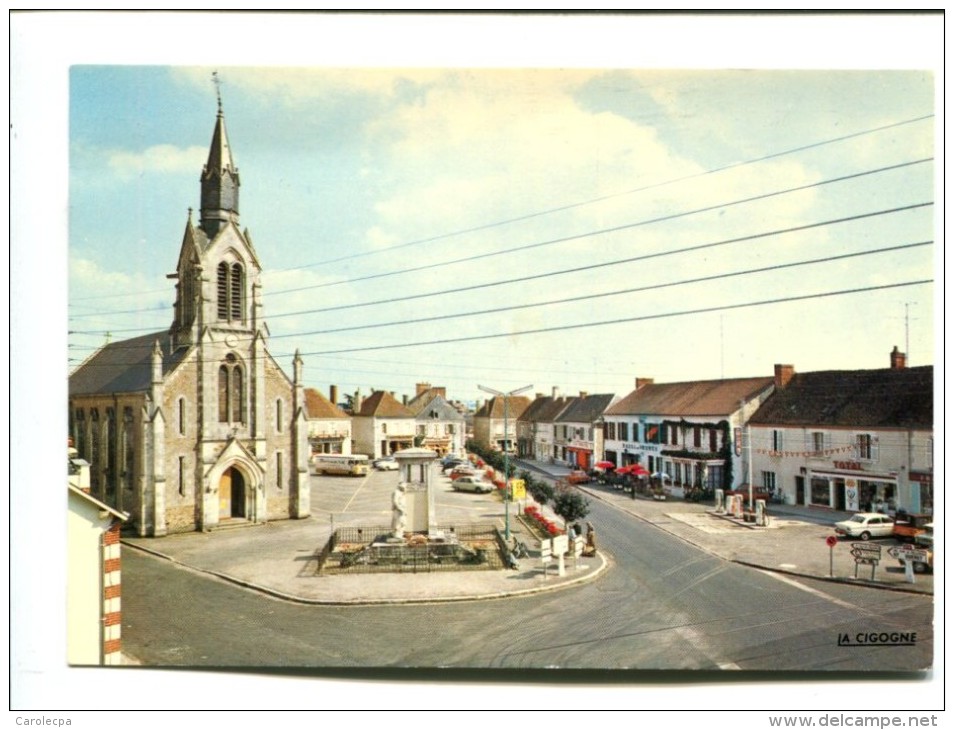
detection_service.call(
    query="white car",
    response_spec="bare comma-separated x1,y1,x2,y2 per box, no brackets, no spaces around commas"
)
373,456,399,471
452,476,494,494
834,512,895,541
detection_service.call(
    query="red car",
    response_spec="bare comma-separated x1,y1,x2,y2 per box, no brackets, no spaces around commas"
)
566,469,591,484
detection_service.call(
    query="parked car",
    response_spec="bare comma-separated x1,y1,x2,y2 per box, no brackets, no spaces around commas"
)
566,469,591,485
834,512,895,540
452,475,494,494
450,466,477,480
892,512,932,541
372,456,399,471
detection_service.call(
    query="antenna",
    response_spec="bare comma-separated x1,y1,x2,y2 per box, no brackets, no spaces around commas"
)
905,301,917,364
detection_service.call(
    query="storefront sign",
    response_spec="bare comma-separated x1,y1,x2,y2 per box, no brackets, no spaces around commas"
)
833,460,863,471
622,442,660,454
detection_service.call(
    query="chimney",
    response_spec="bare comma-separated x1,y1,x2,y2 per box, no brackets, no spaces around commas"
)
436,387,446,399
330,385,339,405
579,391,589,399
774,364,795,389
634,377,654,390
416,382,431,396
402,394,409,406
890,346,907,370
536,392,544,400
552,386,561,398
354,389,363,413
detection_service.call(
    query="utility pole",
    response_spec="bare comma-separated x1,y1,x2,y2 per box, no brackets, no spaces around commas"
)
478,384,533,541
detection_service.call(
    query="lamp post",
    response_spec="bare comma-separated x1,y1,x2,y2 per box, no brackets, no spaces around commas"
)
478,384,533,541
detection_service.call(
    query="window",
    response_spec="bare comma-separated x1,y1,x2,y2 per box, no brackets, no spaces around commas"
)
772,430,784,452
218,354,245,424
178,397,186,435
216,260,244,322
693,426,702,448
762,471,777,492
606,422,616,440
619,422,629,441
671,425,678,446
709,428,718,452
122,407,134,492
178,456,185,496
706,464,723,490
276,399,283,433
807,431,830,455
276,452,283,489
856,433,878,461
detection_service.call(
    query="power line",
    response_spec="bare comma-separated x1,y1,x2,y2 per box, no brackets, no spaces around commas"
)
303,280,933,356
265,203,931,320
273,241,933,338
264,158,933,298
68,113,933,306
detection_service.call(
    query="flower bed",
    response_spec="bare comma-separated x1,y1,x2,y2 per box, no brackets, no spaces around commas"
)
522,504,564,538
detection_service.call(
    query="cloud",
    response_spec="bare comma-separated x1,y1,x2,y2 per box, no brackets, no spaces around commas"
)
107,144,206,179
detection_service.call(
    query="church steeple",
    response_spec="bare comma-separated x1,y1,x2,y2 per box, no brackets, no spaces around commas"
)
199,77,240,240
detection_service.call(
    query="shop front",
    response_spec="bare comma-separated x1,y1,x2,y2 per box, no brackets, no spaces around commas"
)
808,468,899,514
567,445,592,470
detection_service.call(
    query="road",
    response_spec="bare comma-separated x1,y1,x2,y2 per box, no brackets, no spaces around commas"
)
121,489,933,670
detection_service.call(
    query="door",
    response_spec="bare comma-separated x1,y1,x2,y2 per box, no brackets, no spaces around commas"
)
795,476,805,505
218,469,232,518
219,467,246,519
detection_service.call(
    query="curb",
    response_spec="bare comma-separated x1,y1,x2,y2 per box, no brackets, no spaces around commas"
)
122,537,610,606
569,482,932,597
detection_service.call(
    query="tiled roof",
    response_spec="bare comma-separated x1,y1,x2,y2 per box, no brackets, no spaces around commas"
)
556,393,617,423
474,395,532,419
69,331,191,396
357,390,415,418
414,396,465,421
749,366,933,429
304,388,349,419
605,377,775,417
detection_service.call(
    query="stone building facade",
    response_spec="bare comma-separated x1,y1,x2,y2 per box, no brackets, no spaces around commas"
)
68,98,310,536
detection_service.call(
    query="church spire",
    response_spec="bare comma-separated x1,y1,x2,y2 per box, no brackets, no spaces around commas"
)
199,72,240,239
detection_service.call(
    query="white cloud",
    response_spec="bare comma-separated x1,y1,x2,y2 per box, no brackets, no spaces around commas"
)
107,144,206,179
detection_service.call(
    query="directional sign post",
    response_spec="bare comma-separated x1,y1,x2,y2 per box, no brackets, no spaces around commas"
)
850,542,882,581
826,534,838,577
887,545,929,584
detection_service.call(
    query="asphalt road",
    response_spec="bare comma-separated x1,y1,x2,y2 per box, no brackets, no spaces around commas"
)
122,492,933,671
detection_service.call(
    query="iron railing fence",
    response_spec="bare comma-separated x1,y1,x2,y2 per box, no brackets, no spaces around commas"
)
316,523,506,575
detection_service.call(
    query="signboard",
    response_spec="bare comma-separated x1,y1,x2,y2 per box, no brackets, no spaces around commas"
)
551,534,569,556
888,546,930,563
734,427,742,457
540,540,552,559
850,543,882,565
826,535,838,548
510,479,526,500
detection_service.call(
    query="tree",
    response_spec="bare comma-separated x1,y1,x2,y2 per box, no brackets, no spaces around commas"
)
552,484,590,530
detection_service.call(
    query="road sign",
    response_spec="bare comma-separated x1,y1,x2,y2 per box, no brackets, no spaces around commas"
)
888,546,930,563
826,535,838,548
552,534,569,555
510,479,526,500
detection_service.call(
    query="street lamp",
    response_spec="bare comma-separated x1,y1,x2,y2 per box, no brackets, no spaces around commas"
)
478,384,533,541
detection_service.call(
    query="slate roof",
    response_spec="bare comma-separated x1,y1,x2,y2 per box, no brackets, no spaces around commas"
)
518,395,572,423
605,377,775,418
304,388,349,420
474,395,532,419
556,393,617,423
407,393,464,421
749,366,933,429
69,331,191,397
356,390,415,418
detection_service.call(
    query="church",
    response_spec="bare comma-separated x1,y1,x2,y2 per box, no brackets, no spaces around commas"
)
68,95,311,536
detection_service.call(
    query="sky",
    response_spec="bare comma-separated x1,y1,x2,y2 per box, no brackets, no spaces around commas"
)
11,11,945,715
61,21,938,408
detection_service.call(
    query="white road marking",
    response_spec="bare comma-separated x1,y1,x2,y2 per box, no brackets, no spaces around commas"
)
758,569,878,616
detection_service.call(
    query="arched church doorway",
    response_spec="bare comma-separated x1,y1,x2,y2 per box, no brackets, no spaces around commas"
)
218,466,247,519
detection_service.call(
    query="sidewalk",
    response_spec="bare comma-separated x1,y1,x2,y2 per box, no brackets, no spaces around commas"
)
123,464,608,605
515,458,933,596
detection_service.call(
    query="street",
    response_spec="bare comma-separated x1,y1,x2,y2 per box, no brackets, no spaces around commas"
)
121,477,933,671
